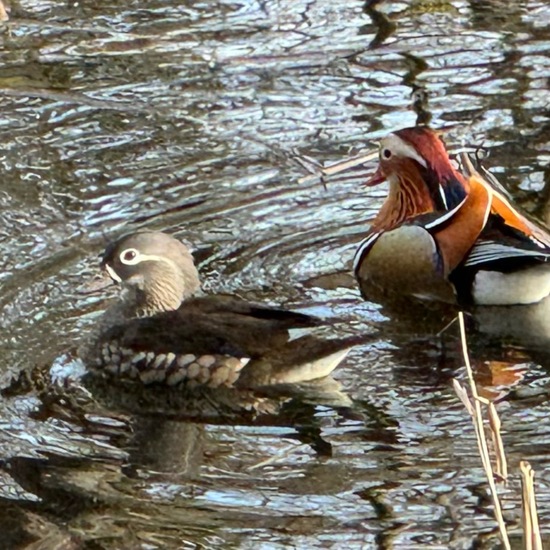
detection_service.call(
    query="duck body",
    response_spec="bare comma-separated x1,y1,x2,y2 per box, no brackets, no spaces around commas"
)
85,231,357,389
355,225,455,303
354,127,550,307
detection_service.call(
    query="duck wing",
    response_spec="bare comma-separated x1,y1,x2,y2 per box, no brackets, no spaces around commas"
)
450,210,550,306
90,295,358,387
99,294,322,360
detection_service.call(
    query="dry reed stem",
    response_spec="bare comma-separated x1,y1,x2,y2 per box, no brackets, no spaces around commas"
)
520,461,542,550
488,401,508,480
0,1,9,21
455,312,511,549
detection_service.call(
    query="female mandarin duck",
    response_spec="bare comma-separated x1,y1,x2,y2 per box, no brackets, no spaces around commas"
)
83,231,359,389
354,126,550,306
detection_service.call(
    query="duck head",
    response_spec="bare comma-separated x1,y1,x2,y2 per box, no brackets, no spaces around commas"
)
102,231,201,315
367,127,469,231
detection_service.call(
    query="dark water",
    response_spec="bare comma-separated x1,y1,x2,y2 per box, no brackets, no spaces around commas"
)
0,0,549,548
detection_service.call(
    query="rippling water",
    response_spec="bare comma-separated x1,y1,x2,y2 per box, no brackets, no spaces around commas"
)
0,0,549,548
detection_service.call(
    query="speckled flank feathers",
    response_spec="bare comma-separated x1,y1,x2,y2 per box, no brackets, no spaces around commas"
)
94,340,249,388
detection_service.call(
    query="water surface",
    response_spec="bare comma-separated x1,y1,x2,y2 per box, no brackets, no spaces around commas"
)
0,0,549,548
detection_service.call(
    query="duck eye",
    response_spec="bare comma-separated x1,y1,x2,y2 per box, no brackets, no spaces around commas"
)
120,248,140,264
382,148,392,159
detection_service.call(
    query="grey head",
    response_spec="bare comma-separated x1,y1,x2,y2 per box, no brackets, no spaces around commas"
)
102,231,201,316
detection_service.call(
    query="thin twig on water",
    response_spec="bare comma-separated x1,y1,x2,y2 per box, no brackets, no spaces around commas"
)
296,151,379,185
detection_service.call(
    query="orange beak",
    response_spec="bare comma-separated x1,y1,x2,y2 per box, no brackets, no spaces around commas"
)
365,165,386,186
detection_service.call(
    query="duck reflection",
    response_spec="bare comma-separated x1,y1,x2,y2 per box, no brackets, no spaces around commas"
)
94,373,360,471
474,297,550,354
368,298,541,403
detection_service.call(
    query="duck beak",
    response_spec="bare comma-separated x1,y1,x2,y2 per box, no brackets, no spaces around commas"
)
365,165,386,186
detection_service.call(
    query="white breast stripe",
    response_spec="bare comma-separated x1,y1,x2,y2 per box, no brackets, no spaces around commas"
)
438,185,448,209
353,232,382,272
464,241,550,267
424,196,468,230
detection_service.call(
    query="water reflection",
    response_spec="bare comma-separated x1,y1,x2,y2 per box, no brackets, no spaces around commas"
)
475,298,550,353
0,0,550,547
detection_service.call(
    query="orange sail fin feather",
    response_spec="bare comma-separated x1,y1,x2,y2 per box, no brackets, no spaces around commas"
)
460,153,550,249
432,177,492,275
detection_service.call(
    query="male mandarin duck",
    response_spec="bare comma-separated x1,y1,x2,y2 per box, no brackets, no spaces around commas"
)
354,126,550,306
82,231,359,389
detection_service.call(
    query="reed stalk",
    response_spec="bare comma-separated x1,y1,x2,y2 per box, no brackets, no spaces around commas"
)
454,312,510,549
520,460,542,550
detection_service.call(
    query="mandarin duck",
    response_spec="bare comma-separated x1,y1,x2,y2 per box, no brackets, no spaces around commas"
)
354,126,550,306
83,231,358,389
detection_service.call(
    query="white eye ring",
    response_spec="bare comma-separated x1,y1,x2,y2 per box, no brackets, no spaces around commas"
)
381,148,392,159
119,248,142,265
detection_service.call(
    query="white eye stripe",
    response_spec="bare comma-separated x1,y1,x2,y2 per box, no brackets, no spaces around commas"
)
380,134,428,168
118,250,181,271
